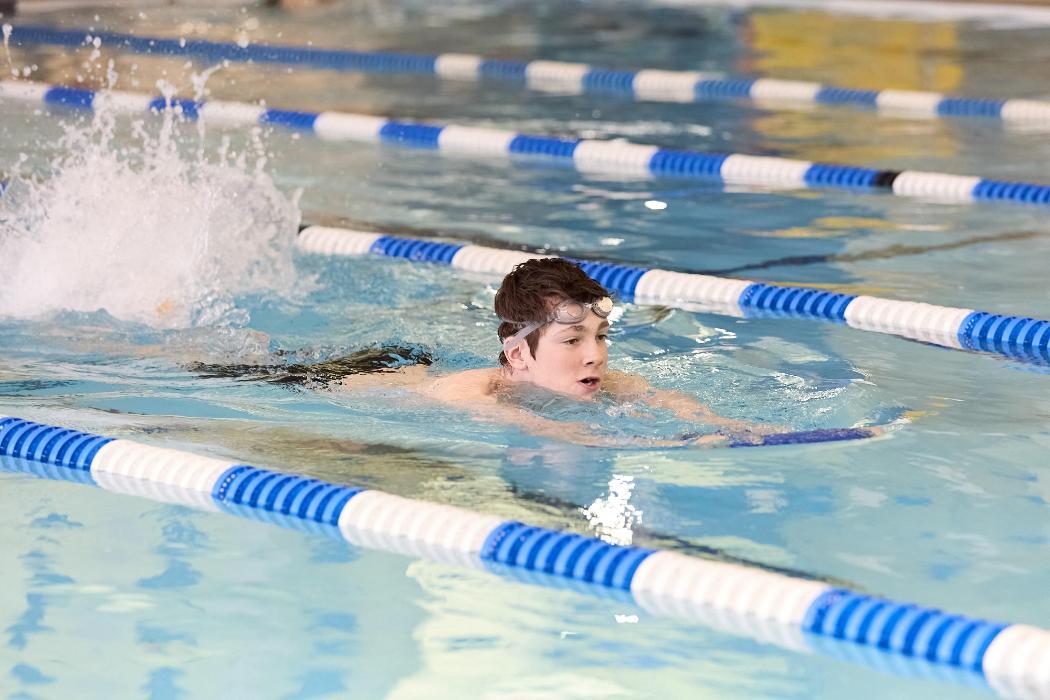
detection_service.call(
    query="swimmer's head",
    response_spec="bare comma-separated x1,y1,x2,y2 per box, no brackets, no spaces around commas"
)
496,258,612,400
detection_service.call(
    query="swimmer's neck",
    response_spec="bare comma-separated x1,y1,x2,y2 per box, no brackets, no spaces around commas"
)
496,365,524,386
492,365,531,395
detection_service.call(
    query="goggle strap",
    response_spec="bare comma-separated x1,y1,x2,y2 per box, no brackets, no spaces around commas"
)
502,321,542,354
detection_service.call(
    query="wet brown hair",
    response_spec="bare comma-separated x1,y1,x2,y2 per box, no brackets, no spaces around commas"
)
495,258,609,366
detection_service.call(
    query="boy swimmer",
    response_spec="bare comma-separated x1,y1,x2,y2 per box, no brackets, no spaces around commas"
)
195,258,876,447
337,257,780,447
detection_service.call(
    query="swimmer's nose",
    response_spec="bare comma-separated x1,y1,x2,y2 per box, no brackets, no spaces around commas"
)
583,339,606,366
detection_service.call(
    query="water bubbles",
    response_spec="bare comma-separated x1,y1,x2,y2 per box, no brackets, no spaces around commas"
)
580,474,643,546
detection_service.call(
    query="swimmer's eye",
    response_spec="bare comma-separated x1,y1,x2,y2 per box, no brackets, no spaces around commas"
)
564,334,607,345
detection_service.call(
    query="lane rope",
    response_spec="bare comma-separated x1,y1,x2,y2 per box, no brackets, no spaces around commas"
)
0,413,1047,697
6,24,1050,126
294,223,1050,366
4,79,1050,208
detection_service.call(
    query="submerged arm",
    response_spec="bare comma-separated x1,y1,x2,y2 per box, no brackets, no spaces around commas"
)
462,398,726,449
604,370,782,436
603,371,886,446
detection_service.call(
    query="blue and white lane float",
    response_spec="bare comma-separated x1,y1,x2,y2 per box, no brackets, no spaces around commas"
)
0,415,1048,698
4,80,1050,209
7,24,1050,126
295,225,1050,365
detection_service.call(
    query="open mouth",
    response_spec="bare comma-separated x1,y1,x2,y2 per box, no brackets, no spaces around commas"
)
579,377,600,389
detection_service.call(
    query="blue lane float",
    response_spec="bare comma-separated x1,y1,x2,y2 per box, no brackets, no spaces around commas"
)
7,24,1050,126
0,414,1047,698
732,427,876,447
0,416,112,472
3,79,1050,210
294,225,1050,366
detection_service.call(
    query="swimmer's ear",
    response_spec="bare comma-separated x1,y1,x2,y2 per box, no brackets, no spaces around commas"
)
505,341,531,370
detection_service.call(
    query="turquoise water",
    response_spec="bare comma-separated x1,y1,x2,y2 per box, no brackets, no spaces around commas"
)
2,2,1050,697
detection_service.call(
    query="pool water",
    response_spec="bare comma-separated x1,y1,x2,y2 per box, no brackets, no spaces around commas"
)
2,1,1050,697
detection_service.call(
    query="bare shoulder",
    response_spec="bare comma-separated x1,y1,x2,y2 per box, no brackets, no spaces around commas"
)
421,367,501,404
335,365,501,404
604,369,650,397
336,364,430,392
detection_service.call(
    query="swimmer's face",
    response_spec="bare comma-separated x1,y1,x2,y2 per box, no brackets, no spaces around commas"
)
513,311,609,400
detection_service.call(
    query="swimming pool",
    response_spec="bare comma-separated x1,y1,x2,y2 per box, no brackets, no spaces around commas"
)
2,1,1050,697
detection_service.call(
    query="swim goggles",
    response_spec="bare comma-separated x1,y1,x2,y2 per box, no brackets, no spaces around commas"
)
501,296,614,353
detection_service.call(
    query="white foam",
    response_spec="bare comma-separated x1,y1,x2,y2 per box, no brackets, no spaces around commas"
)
580,474,642,546
0,86,300,329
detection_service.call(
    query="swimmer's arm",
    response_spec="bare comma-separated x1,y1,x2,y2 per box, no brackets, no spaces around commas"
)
479,402,607,446
636,382,887,441
467,400,723,449
604,370,780,435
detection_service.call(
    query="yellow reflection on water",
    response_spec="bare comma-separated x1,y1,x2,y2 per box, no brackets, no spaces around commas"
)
739,11,968,163
741,11,962,91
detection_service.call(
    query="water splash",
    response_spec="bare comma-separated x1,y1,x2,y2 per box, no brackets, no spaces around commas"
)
2,23,13,72
0,79,301,330
580,474,642,546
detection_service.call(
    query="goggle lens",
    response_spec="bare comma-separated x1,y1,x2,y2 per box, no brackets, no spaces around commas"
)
551,296,613,323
